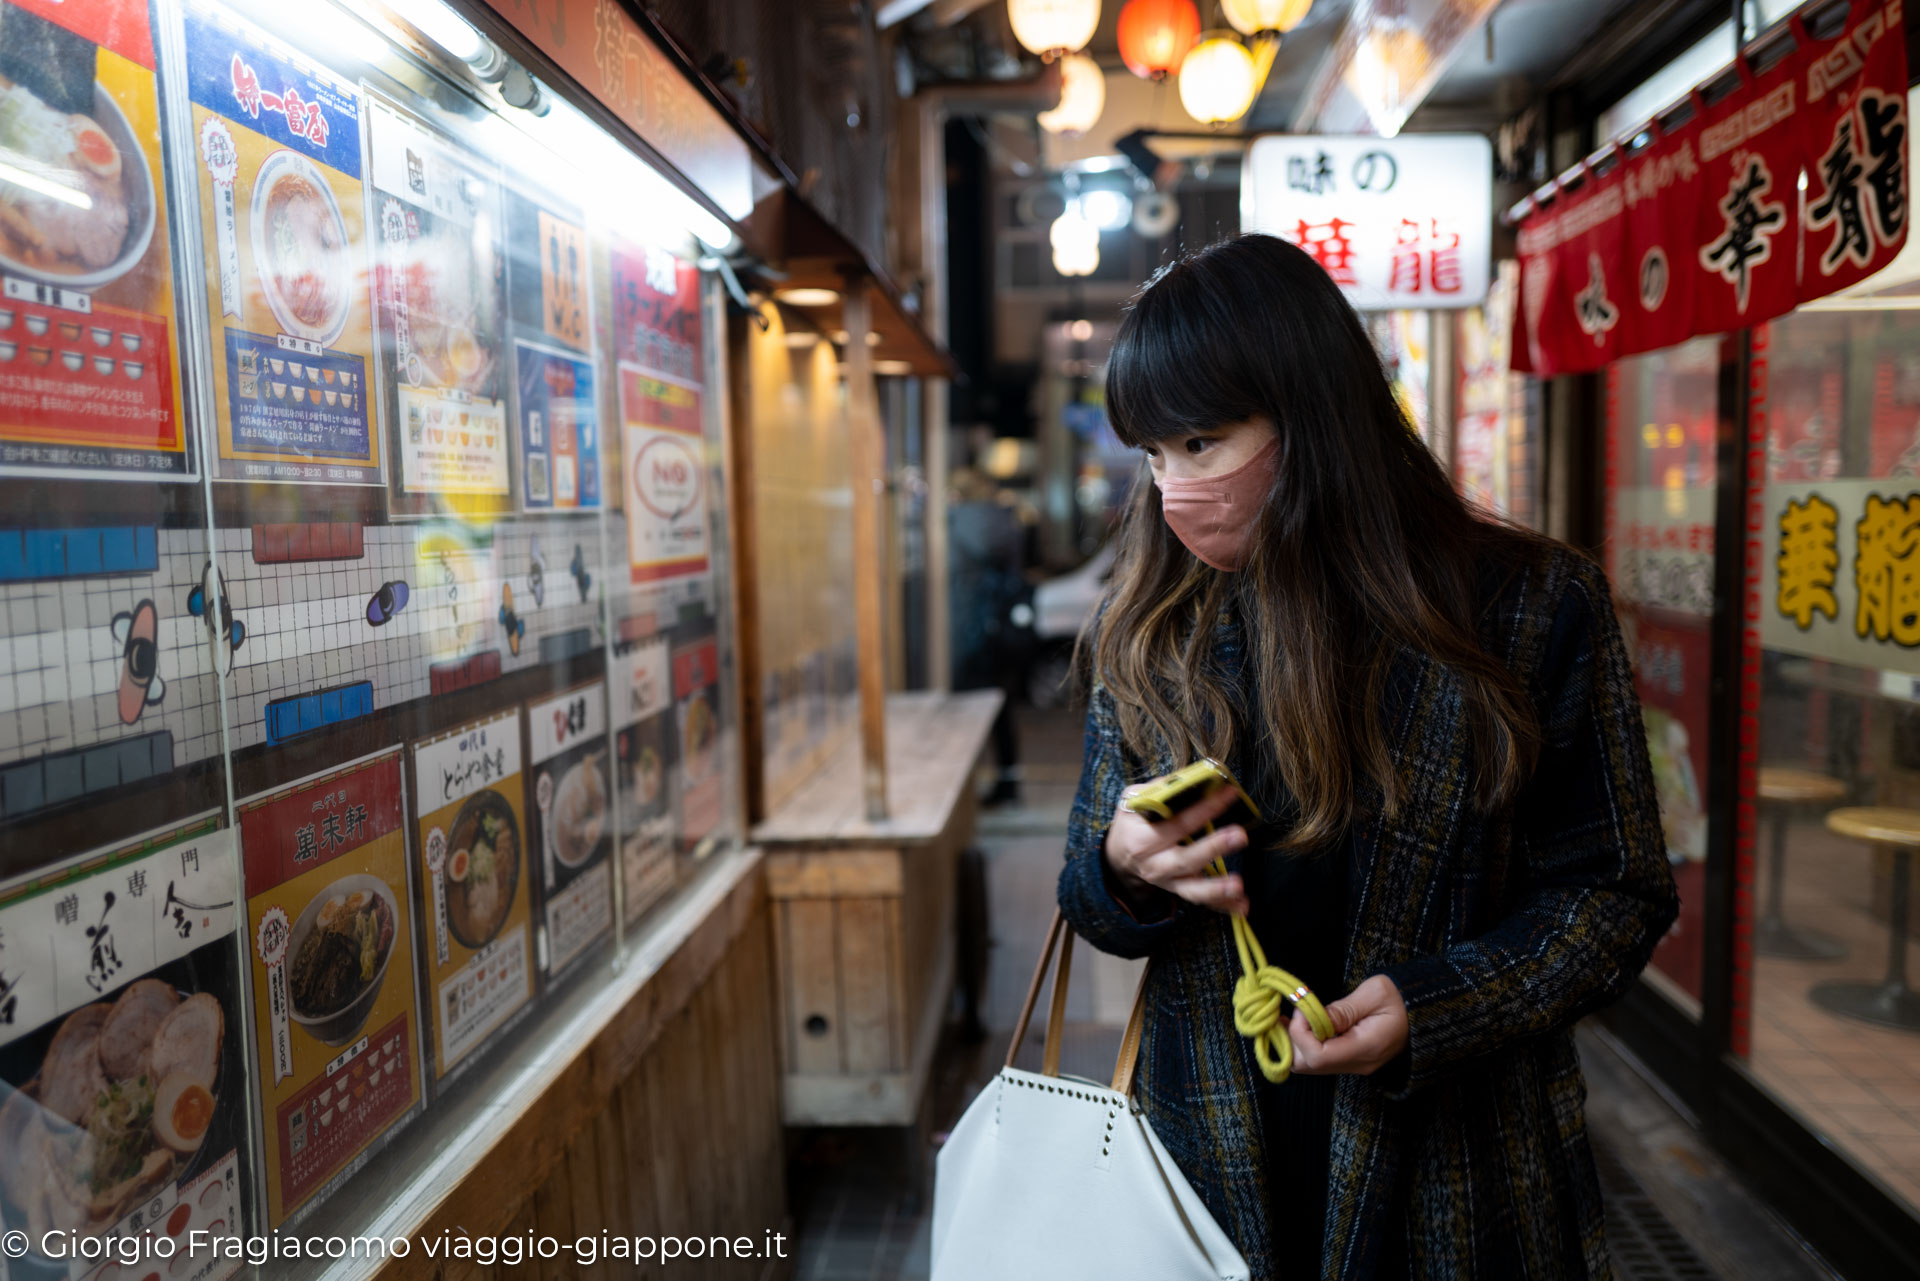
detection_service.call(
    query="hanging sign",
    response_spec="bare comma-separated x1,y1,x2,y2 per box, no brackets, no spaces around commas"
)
1242,133,1494,309
1690,45,1805,332
1514,0,1909,372
1796,2,1912,300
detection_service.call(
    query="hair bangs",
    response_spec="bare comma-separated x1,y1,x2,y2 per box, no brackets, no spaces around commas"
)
1105,259,1269,449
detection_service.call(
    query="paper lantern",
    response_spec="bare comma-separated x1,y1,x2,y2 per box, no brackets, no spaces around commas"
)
1050,212,1100,276
1037,53,1107,136
1178,33,1259,125
1117,0,1199,81
1008,0,1101,58
1220,0,1311,35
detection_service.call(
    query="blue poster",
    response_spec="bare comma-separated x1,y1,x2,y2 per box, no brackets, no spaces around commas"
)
515,341,599,511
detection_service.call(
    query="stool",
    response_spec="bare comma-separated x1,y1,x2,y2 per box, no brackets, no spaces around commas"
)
1814,808,1920,1032
1755,768,1849,960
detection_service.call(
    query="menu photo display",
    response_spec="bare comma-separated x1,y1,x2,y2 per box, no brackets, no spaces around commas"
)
506,188,599,513
182,0,379,486
612,634,676,925
367,94,511,513
409,709,534,1089
0,816,246,1281
0,0,190,482
239,750,424,1229
525,681,613,982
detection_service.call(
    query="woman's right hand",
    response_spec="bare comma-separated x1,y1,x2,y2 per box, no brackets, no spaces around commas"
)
1104,780,1250,917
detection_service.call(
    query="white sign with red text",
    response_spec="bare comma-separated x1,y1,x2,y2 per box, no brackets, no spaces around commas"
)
1243,133,1493,309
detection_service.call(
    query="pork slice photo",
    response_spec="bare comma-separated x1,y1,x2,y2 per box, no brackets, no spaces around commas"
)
38,1004,110,1124
100,978,179,1081
149,991,223,1088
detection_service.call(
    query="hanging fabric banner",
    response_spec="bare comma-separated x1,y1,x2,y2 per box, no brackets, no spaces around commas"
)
1553,157,1629,373
1691,43,1806,332
1511,0,1909,374
1796,0,1911,300
1619,112,1704,358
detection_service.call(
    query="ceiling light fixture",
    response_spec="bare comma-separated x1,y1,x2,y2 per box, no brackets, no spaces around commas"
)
776,287,842,306
1117,0,1200,81
1037,52,1107,136
1178,31,1261,125
1008,0,1101,59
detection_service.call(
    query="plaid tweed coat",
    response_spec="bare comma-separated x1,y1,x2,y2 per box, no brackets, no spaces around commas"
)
1058,541,1678,1281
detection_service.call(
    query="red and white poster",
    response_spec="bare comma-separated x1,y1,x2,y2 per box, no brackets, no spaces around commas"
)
615,240,709,586
0,0,189,481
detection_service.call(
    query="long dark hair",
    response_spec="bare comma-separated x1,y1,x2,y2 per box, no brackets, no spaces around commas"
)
1089,233,1545,850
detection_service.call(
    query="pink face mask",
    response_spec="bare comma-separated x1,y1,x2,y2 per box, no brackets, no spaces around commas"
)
1154,436,1280,571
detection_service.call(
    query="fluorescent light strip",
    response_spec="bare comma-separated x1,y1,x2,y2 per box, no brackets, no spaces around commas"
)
0,159,92,210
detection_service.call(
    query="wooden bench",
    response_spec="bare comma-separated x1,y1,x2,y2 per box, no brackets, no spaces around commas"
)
753,689,1002,1125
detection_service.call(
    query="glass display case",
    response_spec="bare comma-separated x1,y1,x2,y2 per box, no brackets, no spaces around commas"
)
0,0,742,1269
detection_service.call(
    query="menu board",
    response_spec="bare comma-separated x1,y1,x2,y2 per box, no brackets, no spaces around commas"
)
239,751,423,1228
525,682,613,980
507,190,599,511
183,0,379,485
0,817,243,1281
0,0,189,481
367,94,510,508
409,709,533,1085
674,632,722,852
613,241,707,583
612,635,676,923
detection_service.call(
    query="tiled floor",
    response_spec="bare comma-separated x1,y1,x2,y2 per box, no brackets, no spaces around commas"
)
1747,815,1920,1210
787,706,1837,1280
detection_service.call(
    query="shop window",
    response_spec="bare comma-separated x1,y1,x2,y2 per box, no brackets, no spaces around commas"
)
1605,335,1725,1016
1746,201,1920,1213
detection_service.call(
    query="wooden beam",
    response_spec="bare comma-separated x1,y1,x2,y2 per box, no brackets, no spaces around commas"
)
845,279,891,821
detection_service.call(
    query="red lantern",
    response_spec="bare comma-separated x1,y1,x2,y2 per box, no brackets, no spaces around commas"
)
1118,0,1200,81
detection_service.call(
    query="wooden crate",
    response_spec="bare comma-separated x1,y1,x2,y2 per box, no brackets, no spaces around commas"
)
755,691,1000,1126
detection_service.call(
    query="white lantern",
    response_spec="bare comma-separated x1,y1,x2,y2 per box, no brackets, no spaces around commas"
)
1008,0,1101,58
1220,0,1311,36
1050,211,1100,276
1178,33,1258,125
1037,53,1107,136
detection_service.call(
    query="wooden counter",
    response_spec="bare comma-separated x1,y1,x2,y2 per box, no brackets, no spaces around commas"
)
752,690,1002,1126
323,847,787,1281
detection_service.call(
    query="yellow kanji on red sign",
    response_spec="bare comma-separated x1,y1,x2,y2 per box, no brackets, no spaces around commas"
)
1777,494,1840,629
1855,493,1920,646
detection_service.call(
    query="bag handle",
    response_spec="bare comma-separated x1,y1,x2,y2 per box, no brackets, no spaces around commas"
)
1006,909,1153,1096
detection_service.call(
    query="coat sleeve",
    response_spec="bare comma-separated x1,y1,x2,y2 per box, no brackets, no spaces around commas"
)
1377,561,1679,1098
1056,671,1194,958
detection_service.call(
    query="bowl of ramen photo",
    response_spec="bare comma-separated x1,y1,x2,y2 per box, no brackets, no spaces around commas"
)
0,76,158,291
0,979,227,1251
551,756,609,869
285,874,400,1046
443,790,520,948
248,149,352,349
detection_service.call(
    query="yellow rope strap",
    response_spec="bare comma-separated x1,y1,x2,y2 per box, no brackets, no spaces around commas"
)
1204,853,1336,1084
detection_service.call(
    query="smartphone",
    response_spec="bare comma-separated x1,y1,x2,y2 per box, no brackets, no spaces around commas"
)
1120,758,1262,844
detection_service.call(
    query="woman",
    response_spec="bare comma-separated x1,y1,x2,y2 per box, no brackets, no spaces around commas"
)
1058,234,1677,1280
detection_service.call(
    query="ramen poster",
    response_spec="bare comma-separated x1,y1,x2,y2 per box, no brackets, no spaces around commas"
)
0,815,244,1281
182,1,379,486
238,750,423,1228
525,681,613,981
507,190,599,512
367,95,510,510
0,0,189,482
613,634,676,924
410,709,533,1085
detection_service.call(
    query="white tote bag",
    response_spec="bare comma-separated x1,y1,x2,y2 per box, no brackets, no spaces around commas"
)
931,910,1250,1281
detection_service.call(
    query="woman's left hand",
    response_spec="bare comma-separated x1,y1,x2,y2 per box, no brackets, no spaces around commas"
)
1286,974,1409,1076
